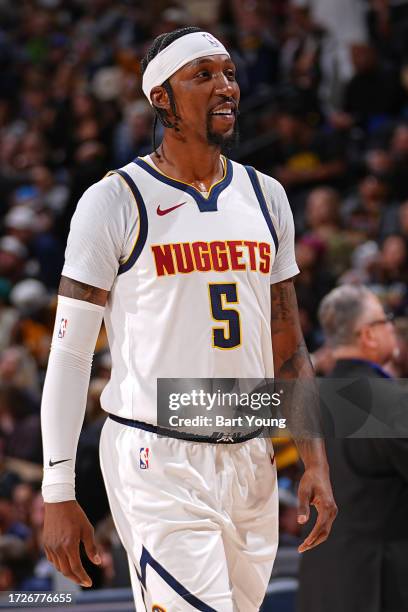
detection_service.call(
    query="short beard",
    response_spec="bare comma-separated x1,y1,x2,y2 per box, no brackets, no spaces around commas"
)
206,117,240,153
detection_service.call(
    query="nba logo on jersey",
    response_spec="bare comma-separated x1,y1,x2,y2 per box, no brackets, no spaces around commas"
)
139,447,149,469
58,318,68,339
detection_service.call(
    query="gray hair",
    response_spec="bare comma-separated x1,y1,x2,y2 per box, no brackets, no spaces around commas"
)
318,285,372,347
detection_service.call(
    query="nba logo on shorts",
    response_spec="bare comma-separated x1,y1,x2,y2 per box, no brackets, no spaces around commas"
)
58,318,68,339
140,447,149,469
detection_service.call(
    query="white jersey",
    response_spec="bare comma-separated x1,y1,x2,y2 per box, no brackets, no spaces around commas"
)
63,155,299,424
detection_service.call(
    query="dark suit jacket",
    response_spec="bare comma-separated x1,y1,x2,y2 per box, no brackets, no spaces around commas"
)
297,359,408,612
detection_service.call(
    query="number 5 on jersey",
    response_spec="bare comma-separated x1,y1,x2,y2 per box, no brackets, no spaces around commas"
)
208,283,241,349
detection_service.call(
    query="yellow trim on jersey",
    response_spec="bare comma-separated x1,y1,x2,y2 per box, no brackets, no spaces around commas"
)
139,156,227,201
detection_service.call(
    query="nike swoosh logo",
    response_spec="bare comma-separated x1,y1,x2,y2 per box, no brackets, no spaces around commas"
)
157,202,186,216
49,458,70,467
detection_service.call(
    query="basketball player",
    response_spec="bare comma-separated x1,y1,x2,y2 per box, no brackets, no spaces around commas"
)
41,27,337,611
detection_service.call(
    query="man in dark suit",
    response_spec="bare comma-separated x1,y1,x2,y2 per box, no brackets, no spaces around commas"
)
298,284,408,612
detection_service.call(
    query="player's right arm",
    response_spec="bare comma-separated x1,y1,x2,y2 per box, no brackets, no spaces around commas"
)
262,172,337,551
41,173,137,587
42,277,108,587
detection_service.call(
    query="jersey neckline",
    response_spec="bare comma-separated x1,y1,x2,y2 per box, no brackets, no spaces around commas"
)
132,155,233,212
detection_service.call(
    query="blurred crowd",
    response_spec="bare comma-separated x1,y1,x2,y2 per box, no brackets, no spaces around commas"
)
0,0,407,592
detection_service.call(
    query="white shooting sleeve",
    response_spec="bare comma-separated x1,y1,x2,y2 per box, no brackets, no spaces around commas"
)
41,295,104,503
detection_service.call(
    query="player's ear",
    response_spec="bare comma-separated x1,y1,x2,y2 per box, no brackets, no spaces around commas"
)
150,86,170,113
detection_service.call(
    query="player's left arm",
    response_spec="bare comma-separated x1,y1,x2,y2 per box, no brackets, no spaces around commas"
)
271,278,337,553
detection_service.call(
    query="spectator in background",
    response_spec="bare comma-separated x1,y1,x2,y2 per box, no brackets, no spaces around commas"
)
364,147,394,180
0,279,17,354
0,384,41,464
9,279,54,371
25,491,53,590
12,482,35,527
278,478,301,548
15,132,50,173
367,0,408,67
4,206,63,289
388,317,408,377
94,515,130,588
390,122,408,201
0,536,34,590
113,100,152,167
343,43,403,131
0,483,31,542
294,235,334,337
0,131,33,207
219,0,280,94
0,237,28,286
280,1,333,114
62,139,108,238
291,0,368,91
303,186,354,276
342,174,397,241
298,284,408,612
30,166,69,217
0,348,40,400
337,239,380,286
399,198,408,230
269,106,346,211
367,234,408,316
76,381,109,528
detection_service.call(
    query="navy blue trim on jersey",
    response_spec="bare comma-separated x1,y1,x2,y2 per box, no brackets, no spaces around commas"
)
133,157,233,212
134,564,148,611
109,413,263,444
139,546,217,612
114,169,148,275
244,166,279,253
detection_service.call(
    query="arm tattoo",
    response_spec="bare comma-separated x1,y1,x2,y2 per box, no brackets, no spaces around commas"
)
271,279,314,378
58,276,109,307
271,279,322,439
271,281,293,325
279,339,313,379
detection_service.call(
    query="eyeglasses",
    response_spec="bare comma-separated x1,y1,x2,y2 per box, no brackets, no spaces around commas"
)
354,312,395,335
366,312,395,327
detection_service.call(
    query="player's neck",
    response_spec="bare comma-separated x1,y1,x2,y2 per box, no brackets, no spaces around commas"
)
152,137,224,192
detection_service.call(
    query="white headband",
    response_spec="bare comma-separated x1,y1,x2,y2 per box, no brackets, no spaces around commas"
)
142,31,230,104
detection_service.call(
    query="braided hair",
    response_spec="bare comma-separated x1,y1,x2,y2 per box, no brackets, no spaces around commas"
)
141,26,203,155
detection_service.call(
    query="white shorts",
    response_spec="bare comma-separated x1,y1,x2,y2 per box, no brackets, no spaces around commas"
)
99,417,278,612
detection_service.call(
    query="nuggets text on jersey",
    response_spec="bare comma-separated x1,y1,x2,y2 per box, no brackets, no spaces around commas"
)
151,240,271,276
